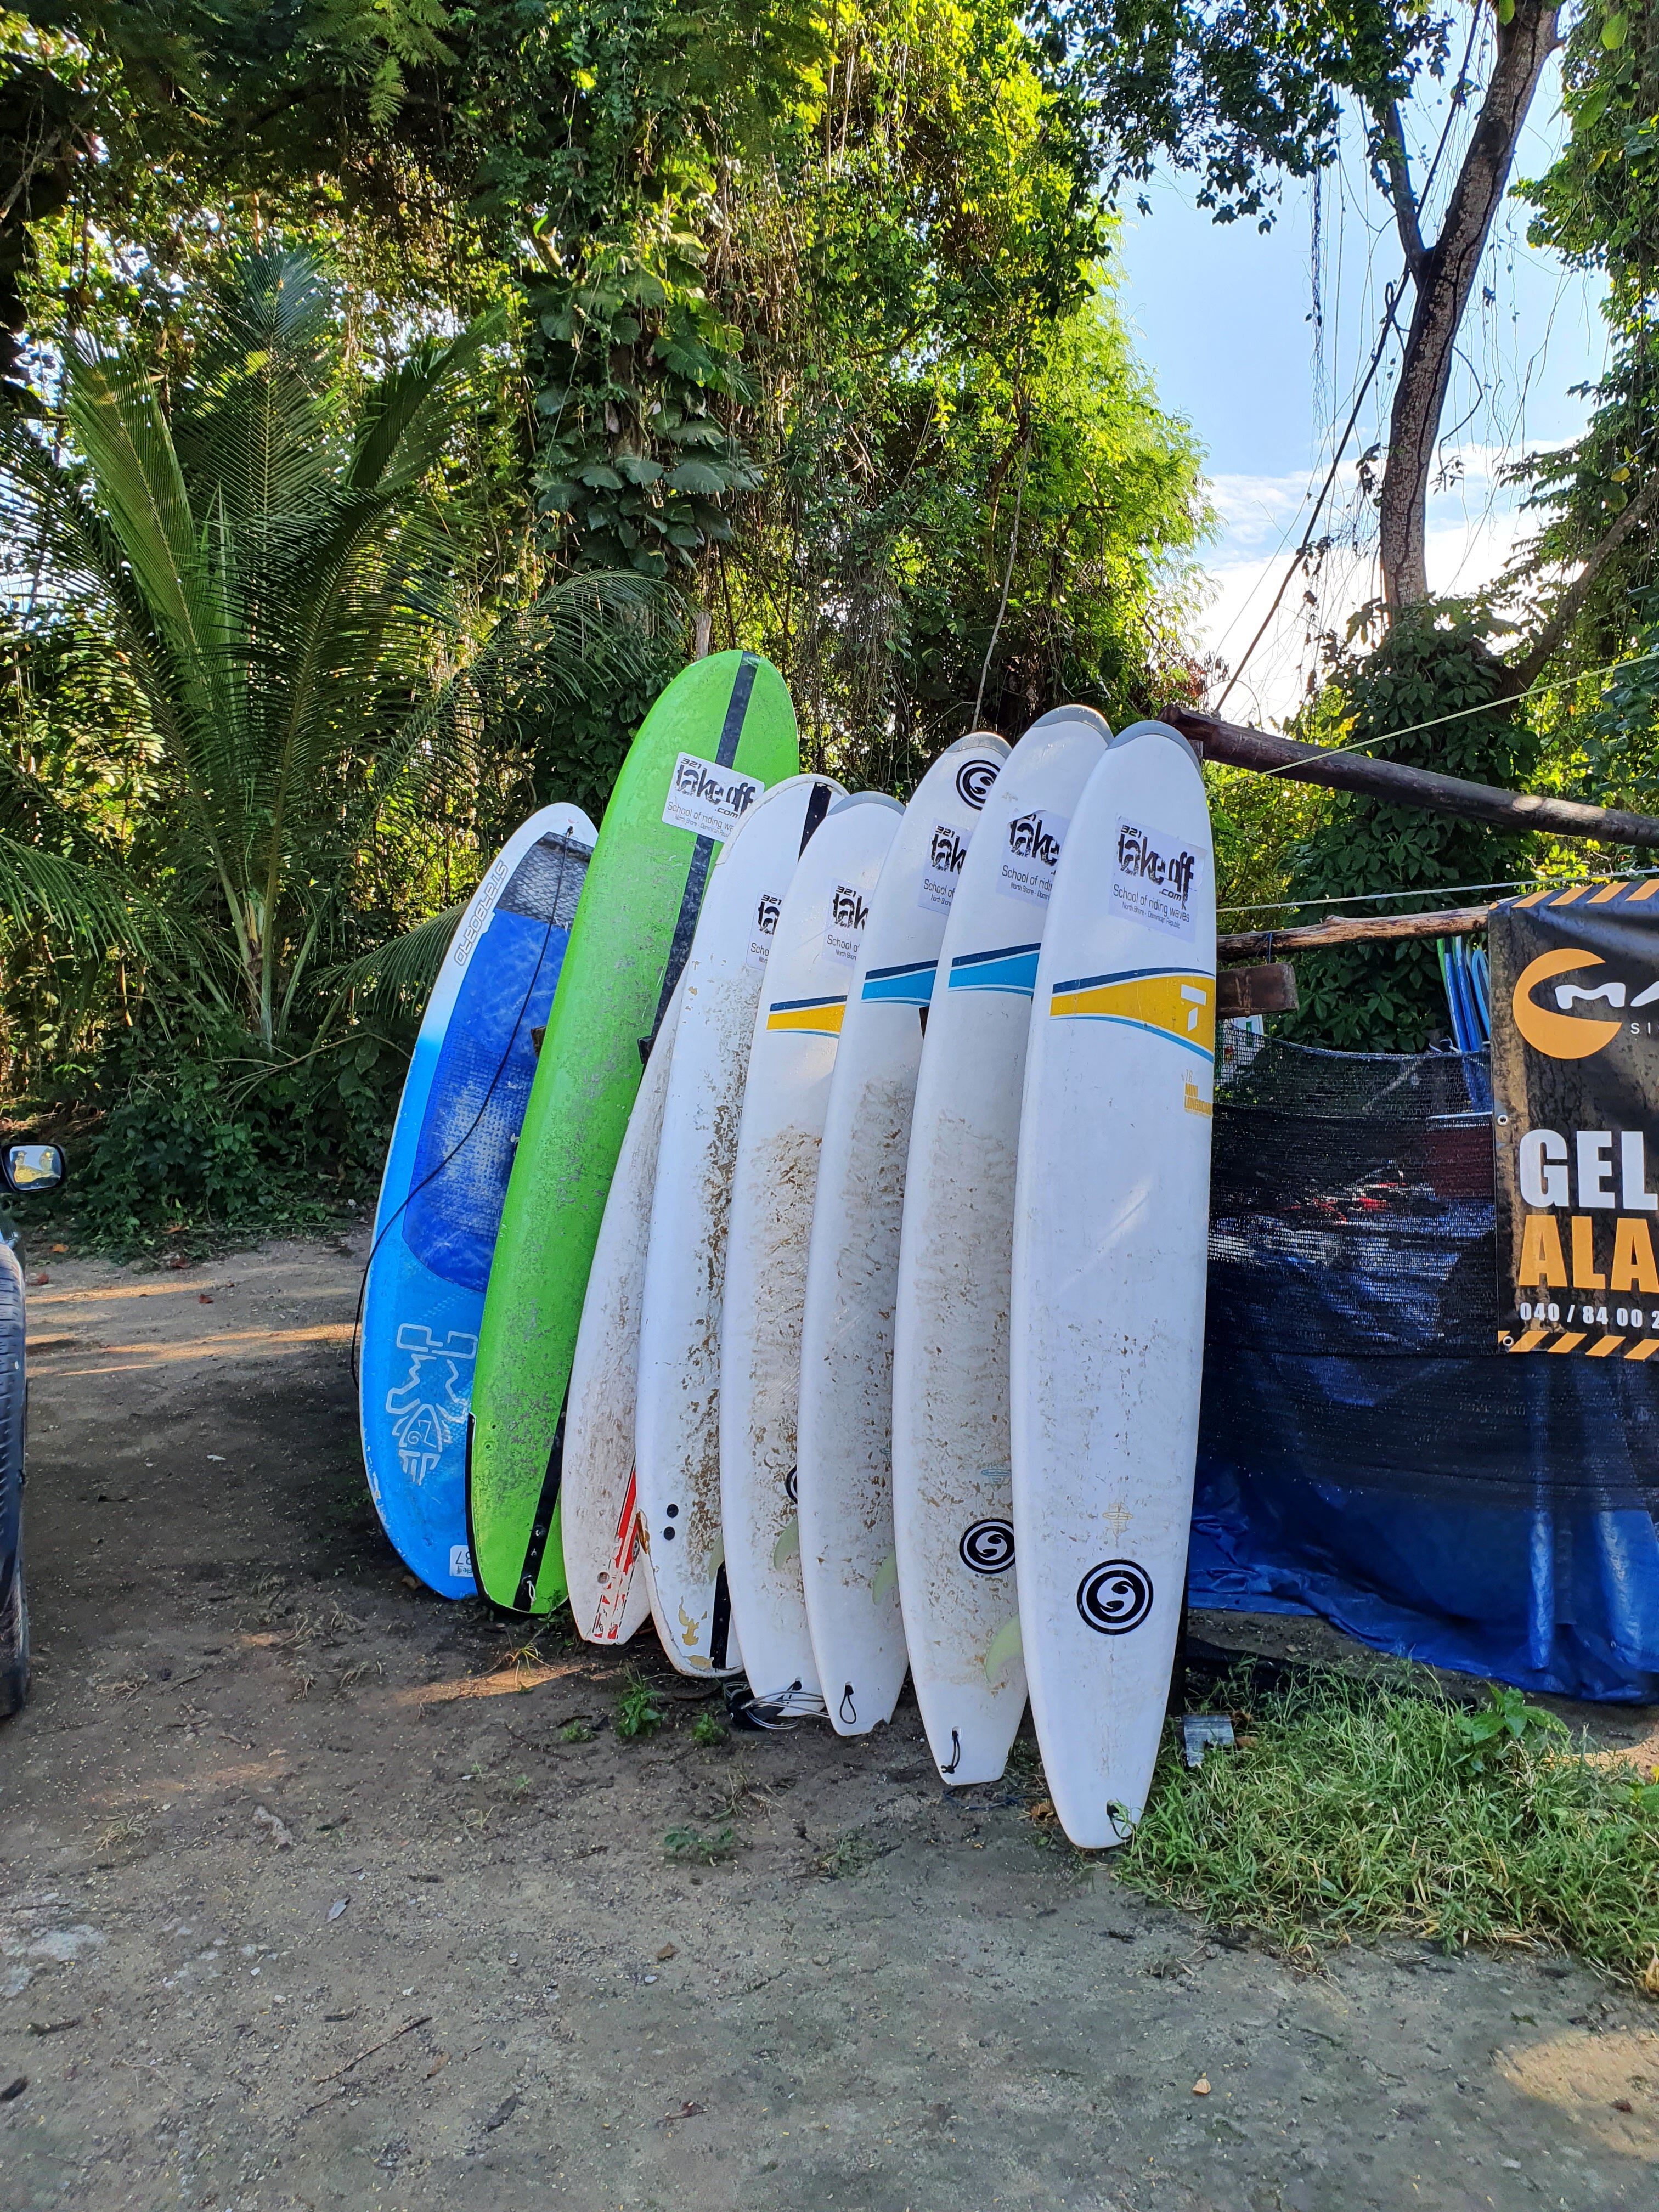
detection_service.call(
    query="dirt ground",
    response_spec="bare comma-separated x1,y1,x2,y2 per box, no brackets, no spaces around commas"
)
5,1234,1659,2212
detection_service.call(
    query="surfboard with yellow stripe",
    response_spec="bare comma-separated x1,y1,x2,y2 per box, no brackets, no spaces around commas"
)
1011,718,1217,1853
765,994,847,1037
1048,966,1215,1058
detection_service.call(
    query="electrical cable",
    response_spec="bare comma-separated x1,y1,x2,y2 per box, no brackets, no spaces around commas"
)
1218,858,1659,918
1238,645,1659,778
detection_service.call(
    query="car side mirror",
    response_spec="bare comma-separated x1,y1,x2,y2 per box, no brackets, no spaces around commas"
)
3,1143,64,1193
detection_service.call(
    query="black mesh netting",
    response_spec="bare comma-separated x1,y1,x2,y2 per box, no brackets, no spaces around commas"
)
1200,1033,1659,1512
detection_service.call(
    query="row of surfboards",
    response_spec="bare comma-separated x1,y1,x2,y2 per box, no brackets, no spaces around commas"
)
359,652,1216,1847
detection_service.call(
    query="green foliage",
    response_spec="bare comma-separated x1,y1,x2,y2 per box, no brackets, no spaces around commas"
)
1511,7,1659,665
1056,1,1454,225
1280,609,1537,1052
0,0,1214,1225
663,1822,738,1861
814,1827,880,1877
456,0,1204,764
1121,1669,1659,1980
1449,1681,1565,1778
1206,758,1331,924
463,0,828,575
0,246,661,1122
691,1706,729,1747
29,1009,408,1252
615,1676,668,1740
558,1719,596,1743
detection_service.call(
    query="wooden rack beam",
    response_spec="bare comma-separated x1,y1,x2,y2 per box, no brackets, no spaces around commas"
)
1171,707,1659,850
1218,904,1488,962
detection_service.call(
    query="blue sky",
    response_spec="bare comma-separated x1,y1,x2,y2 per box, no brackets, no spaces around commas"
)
1111,52,1609,724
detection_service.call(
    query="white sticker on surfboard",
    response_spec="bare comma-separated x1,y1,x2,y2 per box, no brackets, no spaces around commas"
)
635,775,844,1678
796,734,1009,1737
719,793,902,1719
1010,720,1216,1849
893,708,1108,1787
1110,815,1203,940
661,752,768,842
997,807,1070,909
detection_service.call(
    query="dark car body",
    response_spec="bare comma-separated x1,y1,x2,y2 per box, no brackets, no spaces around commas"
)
0,1142,66,1719
0,1224,27,1714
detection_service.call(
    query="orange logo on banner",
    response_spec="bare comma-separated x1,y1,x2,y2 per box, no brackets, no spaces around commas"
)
1511,948,1626,1060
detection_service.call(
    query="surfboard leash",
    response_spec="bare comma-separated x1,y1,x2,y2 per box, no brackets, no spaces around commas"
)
349,839,585,1391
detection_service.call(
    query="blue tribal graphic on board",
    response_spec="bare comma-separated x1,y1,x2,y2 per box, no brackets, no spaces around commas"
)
385,1323,477,1484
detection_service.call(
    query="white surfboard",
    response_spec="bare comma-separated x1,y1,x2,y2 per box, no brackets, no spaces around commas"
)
560,975,686,1646
893,707,1110,1784
797,733,1009,1736
635,773,846,1678
718,792,904,1720
1009,720,1216,1848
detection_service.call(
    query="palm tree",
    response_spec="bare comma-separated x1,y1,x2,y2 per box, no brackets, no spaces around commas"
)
2,246,661,1047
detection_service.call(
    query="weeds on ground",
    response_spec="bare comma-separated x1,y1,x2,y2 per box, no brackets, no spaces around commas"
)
558,1719,595,1744
691,1708,729,1747
1120,1670,1659,1984
815,1829,879,1879
664,1824,738,1863
616,1676,667,1741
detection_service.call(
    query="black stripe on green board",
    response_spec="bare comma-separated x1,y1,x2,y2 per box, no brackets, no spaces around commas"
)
514,1392,568,1611
640,652,758,1060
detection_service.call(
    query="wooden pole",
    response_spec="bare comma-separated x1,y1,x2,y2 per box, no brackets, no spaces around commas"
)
1171,707,1659,850
1218,904,1489,962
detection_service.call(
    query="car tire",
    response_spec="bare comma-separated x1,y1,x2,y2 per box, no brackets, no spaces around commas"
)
0,1543,27,1720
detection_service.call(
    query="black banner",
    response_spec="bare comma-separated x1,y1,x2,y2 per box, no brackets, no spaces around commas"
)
1491,881,1659,1357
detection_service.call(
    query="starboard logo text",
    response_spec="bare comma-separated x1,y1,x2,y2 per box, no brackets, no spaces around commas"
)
955,757,998,810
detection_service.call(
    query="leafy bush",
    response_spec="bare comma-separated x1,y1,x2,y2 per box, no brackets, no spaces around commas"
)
1280,608,1539,1052
26,1017,409,1254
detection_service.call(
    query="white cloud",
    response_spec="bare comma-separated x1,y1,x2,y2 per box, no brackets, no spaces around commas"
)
1193,450,1549,726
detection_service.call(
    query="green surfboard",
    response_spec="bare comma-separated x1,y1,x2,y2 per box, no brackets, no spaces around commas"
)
467,651,799,1611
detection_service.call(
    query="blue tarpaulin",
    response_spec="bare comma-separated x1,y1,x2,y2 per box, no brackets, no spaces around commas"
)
1189,1037,1659,1701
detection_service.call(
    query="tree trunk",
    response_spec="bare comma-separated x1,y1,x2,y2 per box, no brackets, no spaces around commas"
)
1378,1,1560,610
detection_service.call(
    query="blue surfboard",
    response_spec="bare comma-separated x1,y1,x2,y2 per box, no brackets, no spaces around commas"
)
359,803,597,1594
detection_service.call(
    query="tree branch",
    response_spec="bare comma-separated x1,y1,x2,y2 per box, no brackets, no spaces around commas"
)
1372,99,1426,280
1378,0,1561,610
1503,471,1659,698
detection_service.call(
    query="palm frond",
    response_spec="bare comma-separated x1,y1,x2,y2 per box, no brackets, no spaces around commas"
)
315,903,464,1012
0,833,183,958
349,306,509,495
373,569,674,808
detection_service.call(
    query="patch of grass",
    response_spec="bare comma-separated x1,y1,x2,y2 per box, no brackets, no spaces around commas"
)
664,1824,738,1864
691,1708,729,1748
615,1676,668,1741
558,1720,595,1744
1119,1671,1659,1984
814,1828,879,1880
